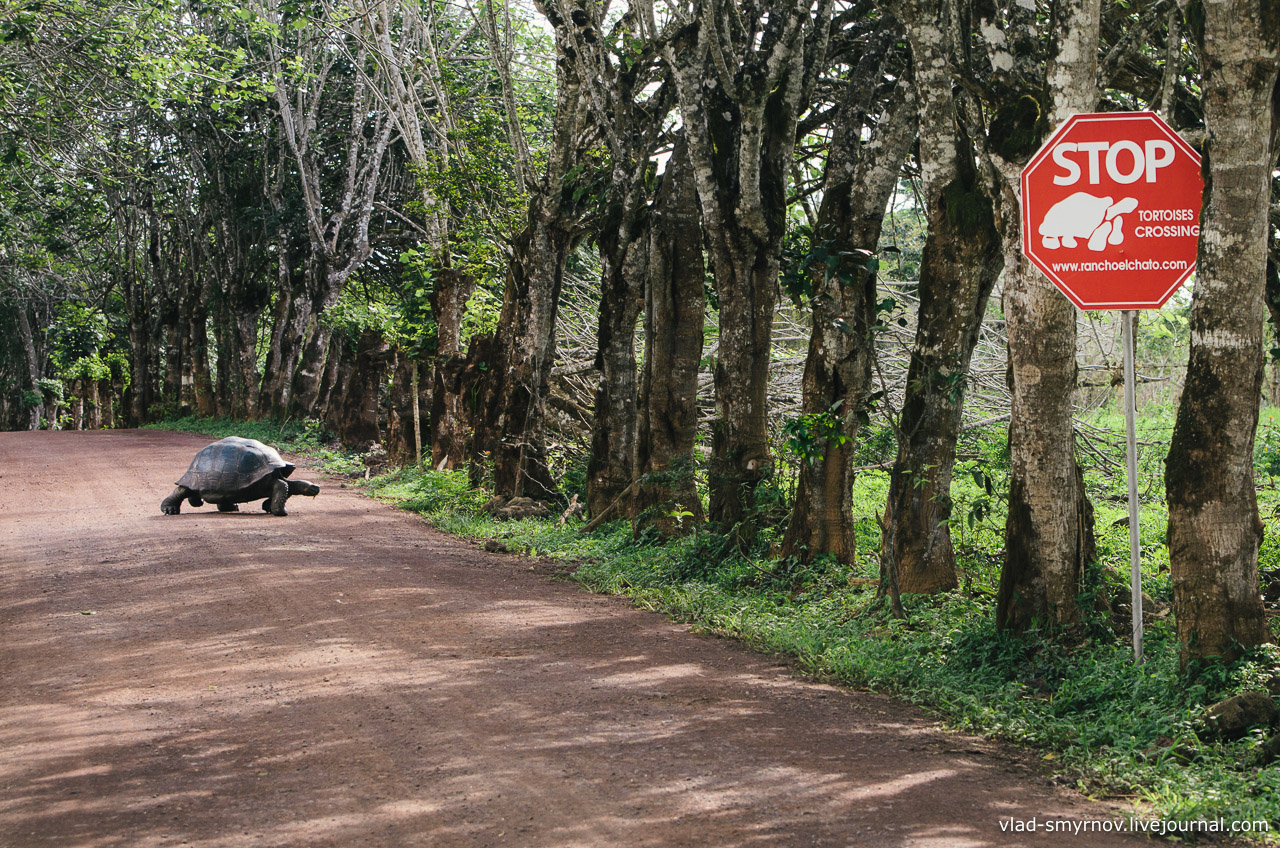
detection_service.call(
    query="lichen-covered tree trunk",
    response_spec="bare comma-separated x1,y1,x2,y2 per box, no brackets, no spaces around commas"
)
665,0,826,533
782,37,914,564
633,137,706,537
260,243,303,418
585,220,646,517
992,0,1101,633
996,242,1098,629
704,232,778,531
471,217,575,499
469,11,590,500
429,267,474,470
15,306,41,430
333,328,392,450
881,0,1003,595
1165,0,1279,665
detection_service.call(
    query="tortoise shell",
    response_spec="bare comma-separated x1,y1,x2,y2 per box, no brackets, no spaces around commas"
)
176,437,294,495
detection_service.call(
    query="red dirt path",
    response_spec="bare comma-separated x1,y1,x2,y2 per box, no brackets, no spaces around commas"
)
1,429,1154,847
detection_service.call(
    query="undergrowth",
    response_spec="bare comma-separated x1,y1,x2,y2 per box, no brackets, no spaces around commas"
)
151,413,1280,840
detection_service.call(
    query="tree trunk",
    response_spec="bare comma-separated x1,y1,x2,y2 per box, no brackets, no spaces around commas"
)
70,383,83,430
15,306,41,430
585,197,647,518
228,307,260,420
468,14,591,500
429,267,474,470
471,218,574,499
262,280,310,419
881,0,1003,595
665,0,824,533
1165,0,1278,665
996,245,1098,629
124,216,153,426
267,32,395,422
335,328,392,451
161,297,183,413
84,377,101,429
783,40,914,564
388,351,429,465
289,295,334,419
319,333,351,436
991,0,1102,633
633,136,706,538
177,290,196,415
188,291,215,417
99,378,116,429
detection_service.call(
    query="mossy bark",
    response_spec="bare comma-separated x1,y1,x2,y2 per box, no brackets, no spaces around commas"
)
665,0,826,534
881,0,1003,596
1165,0,1278,665
782,34,915,564
993,0,1100,634
632,137,706,539
469,26,591,500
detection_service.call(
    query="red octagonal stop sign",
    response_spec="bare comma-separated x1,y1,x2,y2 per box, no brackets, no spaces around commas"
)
1021,111,1203,310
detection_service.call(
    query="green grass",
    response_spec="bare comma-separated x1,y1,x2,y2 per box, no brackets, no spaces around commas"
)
149,412,1280,839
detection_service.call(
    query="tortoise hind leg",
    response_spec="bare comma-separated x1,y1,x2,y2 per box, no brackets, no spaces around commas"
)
269,478,290,516
217,501,239,513
161,486,190,515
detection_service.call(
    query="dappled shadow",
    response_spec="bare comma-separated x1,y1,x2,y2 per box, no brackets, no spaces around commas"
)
0,430,1144,848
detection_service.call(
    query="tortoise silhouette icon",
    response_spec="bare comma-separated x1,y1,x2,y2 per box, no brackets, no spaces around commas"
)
1038,192,1138,252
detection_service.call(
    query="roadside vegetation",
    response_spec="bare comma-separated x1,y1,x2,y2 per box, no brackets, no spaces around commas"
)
151,409,1280,837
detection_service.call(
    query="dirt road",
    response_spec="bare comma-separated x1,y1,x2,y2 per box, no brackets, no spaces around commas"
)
1,430,1149,847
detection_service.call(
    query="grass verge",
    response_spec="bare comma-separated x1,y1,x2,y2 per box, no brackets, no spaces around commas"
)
149,414,1280,841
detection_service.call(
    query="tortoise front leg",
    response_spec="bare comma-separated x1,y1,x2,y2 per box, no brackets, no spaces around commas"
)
161,486,190,515
268,478,290,516
217,501,239,512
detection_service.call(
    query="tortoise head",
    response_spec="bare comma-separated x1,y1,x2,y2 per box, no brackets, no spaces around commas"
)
287,479,320,498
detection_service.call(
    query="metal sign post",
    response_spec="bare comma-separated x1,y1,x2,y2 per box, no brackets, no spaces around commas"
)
1122,310,1143,663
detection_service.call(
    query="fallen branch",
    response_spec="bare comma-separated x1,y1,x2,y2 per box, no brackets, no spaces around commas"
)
578,479,641,534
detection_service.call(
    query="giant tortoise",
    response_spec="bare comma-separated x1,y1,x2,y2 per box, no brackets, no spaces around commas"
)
160,436,319,516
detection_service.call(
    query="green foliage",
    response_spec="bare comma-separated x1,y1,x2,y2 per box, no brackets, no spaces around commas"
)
1256,416,1280,483
47,302,109,371
366,467,490,515
877,189,926,284
35,377,63,401
322,284,401,341
460,286,503,343
782,403,849,465
777,222,884,309
104,351,130,387
60,354,111,382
